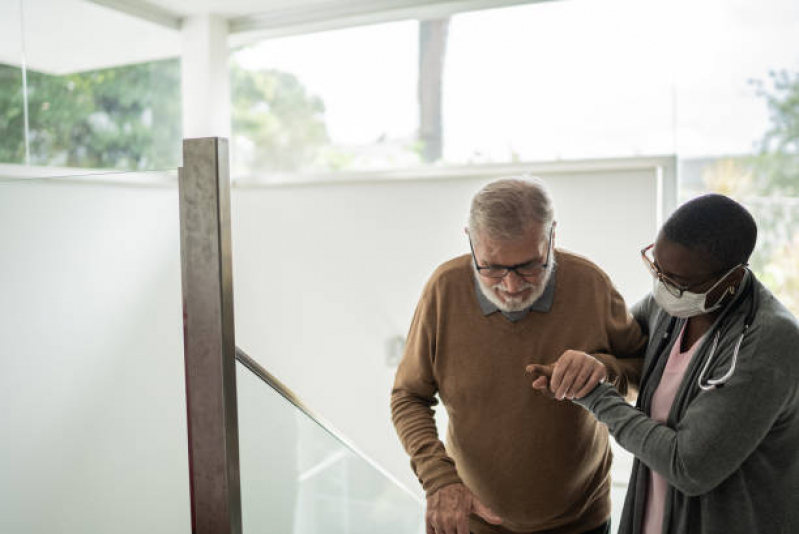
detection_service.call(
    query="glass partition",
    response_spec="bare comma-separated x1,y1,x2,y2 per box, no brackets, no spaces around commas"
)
236,355,423,534
0,170,190,534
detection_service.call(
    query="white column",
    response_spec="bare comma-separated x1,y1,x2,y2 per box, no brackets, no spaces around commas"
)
181,15,231,139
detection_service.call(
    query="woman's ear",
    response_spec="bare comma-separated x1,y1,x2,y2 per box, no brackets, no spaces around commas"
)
731,266,747,290
718,266,747,305
706,265,746,308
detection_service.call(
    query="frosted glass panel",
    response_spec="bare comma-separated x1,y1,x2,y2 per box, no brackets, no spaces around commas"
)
0,171,190,534
237,360,423,534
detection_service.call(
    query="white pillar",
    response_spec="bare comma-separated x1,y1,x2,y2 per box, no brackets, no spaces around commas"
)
181,15,231,139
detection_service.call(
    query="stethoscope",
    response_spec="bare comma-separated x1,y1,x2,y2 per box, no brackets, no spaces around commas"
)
638,274,757,402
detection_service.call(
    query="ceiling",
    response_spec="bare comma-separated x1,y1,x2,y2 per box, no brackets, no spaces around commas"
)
0,0,545,74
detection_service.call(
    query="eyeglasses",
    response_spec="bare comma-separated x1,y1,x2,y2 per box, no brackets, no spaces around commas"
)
641,243,698,297
640,243,735,297
470,225,554,279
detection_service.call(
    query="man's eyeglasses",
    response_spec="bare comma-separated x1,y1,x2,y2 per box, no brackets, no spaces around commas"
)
470,226,554,279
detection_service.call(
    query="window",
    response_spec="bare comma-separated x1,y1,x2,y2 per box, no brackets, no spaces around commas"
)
230,0,797,316
0,0,182,171
231,21,418,177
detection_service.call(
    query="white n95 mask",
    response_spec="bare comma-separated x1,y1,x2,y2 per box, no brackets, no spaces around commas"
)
652,265,740,318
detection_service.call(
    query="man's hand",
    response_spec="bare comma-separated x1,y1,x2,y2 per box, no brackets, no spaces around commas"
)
426,483,502,534
526,363,555,398
526,350,607,400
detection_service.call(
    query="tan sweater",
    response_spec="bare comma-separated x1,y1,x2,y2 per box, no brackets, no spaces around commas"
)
391,251,646,534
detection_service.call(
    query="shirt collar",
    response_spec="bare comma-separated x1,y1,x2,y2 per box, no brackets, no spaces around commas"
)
473,260,558,322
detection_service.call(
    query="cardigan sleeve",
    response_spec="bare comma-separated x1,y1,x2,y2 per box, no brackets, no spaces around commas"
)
574,320,795,497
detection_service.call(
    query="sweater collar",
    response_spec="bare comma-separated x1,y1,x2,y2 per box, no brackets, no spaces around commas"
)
473,262,558,322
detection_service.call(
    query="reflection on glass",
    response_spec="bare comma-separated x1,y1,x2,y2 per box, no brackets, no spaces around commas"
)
237,361,423,534
0,170,189,534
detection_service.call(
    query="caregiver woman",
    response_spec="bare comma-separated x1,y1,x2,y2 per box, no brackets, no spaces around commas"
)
528,194,799,534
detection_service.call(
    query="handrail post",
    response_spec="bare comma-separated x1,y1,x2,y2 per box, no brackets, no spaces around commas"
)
178,137,242,534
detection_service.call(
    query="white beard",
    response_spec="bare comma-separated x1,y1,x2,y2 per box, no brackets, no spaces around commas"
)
474,260,555,313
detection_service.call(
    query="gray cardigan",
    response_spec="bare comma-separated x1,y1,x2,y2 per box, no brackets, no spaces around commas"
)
575,274,799,534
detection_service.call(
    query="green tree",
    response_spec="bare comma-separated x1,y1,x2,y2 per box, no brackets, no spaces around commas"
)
2,59,333,175
0,59,182,170
231,62,329,174
751,70,799,196
748,70,799,315
0,64,27,164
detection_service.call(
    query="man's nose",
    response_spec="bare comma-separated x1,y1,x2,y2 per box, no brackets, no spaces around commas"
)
503,270,525,293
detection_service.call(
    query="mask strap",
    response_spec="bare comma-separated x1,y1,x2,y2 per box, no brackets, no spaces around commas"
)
704,264,744,310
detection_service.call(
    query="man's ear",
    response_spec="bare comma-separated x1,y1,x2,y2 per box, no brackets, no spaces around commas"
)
464,226,469,236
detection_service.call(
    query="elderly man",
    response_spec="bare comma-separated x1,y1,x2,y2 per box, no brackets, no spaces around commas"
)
391,177,647,534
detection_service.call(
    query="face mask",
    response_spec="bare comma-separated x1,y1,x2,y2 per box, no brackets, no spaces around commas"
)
652,265,740,318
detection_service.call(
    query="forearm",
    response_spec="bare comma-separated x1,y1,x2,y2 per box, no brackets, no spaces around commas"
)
592,353,643,400
391,390,461,495
574,383,727,496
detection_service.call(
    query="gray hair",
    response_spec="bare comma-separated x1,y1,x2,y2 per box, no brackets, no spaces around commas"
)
468,176,555,242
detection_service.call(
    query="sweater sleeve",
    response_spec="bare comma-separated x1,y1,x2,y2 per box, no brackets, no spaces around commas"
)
591,280,647,399
390,290,462,496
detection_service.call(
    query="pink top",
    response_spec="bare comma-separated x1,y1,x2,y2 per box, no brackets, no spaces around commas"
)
641,323,704,534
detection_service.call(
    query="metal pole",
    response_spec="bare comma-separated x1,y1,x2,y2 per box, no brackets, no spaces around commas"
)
178,137,242,534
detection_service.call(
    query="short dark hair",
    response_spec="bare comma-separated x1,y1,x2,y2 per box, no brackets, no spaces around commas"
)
661,194,757,269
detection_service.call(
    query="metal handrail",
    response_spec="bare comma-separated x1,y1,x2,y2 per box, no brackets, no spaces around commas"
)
234,346,422,503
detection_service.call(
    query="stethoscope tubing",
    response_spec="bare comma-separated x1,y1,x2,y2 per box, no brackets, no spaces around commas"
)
637,274,757,406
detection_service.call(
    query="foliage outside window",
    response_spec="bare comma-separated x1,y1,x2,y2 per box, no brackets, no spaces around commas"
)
230,62,330,175
0,59,181,170
683,71,799,315
229,20,421,178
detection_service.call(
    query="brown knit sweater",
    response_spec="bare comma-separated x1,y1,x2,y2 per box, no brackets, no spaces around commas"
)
391,251,646,534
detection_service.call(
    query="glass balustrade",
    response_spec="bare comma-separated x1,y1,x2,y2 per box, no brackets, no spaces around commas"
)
236,351,424,534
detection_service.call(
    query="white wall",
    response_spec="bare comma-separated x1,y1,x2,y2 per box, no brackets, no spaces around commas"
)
0,176,190,533
230,159,670,496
